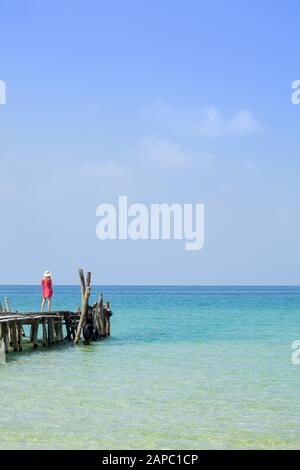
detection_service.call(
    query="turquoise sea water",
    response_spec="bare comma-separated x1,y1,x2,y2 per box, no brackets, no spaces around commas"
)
0,285,300,450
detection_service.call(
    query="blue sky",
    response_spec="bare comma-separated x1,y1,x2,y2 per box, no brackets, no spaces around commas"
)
0,0,300,284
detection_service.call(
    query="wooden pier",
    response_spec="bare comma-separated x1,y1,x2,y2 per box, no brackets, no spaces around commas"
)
0,269,112,364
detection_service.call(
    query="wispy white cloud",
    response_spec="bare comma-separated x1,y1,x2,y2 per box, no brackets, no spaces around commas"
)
140,135,215,172
140,136,190,168
142,101,261,137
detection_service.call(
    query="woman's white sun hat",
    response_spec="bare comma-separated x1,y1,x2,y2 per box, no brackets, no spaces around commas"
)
43,270,52,277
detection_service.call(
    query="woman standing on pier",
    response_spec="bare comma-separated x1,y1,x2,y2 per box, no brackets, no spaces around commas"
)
41,271,53,312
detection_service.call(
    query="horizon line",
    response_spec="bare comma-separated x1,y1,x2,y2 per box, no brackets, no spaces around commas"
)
0,284,299,287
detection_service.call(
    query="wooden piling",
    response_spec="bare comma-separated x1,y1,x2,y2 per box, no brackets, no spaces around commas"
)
4,298,13,347
42,318,47,347
85,271,91,289
0,337,6,364
98,294,106,337
47,318,51,344
106,313,111,336
17,321,23,351
54,321,60,342
95,299,101,339
57,318,63,342
79,269,86,305
12,320,18,352
29,324,34,343
92,302,98,340
64,314,72,341
50,318,55,344
47,318,54,345
74,287,91,345
33,319,39,349
2,322,9,353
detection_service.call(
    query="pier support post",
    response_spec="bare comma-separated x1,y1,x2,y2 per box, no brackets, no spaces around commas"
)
79,269,86,305
17,321,23,351
98,294,106,337
100,294,106,337
55,318,63,342
92,302,99,340
64,314,72,341
0,338,6,365
4,298,13,347
54,320,60,342
74,287,91,344
33,319,39,349
12,320,18,352
42,318,47,347
29,324,34,343
96,294,102,338
47,318,51,344
2,323,9,353
59,318,64,342
48,318,55,345
106,314,111,336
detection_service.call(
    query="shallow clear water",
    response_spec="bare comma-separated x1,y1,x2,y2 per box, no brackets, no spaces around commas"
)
0,285,300,449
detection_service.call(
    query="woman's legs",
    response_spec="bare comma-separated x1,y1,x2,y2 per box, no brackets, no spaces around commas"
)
42,297,52,312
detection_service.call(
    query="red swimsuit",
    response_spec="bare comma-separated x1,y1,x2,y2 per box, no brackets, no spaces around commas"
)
42,278,53,298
